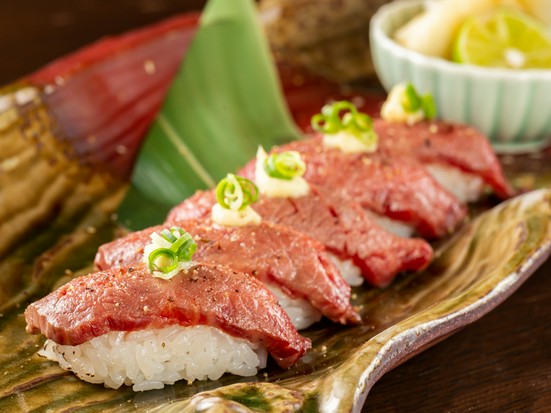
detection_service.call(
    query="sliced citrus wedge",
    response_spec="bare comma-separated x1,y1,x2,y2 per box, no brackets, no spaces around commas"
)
452,8,551,69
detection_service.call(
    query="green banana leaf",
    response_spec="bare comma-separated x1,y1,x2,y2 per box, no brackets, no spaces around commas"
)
118,0,301,229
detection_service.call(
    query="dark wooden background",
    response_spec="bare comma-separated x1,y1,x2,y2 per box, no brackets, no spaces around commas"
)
0,0,206,84
1,2,550,412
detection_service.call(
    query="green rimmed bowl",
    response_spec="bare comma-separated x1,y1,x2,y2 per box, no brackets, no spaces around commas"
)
369,0,551,153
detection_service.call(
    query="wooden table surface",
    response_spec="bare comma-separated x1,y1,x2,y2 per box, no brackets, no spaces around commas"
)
1,2,550,412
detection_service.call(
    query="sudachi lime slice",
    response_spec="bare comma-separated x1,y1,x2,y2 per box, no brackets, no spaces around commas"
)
452,8,551,69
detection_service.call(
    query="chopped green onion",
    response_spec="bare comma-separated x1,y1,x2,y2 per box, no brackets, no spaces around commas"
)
147,226,197,275
311,100,378,149
402,83,421,112
400,83,437,120
160,228,177,243
216,173,259,211
171,232,197,261
421,94,436,120
149,248,179,274
263,151,306,180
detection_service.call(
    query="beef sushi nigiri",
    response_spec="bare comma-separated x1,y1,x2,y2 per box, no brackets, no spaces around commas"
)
95,220,360,329
374,119,515,201
25,262,311,391
167,170,433,288
377,83,515,202
254,136,466,238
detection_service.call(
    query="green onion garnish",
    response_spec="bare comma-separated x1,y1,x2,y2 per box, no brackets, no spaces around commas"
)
421,94,436,120
311,100,378,148
401,83,437,120
403,83,421,112
171,231,197,261
149,248,179,274
263,151,306,180
216,173,259,211
148,227,197,275
160,227,181,243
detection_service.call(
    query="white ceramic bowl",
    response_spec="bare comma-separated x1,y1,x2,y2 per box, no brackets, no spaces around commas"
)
369,0,551,153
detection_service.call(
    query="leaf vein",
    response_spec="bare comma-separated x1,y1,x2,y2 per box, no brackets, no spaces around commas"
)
157,114,216,187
